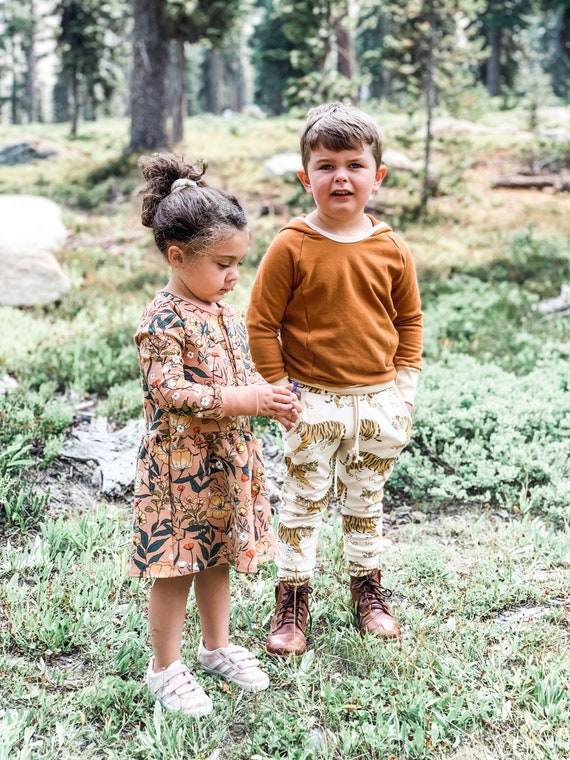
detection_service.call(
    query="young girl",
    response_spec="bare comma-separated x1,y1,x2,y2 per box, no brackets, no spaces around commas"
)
130,153,299,716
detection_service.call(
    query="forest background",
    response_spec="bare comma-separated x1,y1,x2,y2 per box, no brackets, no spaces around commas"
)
1,1,570,760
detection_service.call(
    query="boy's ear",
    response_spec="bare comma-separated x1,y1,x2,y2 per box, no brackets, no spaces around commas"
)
373,165,388,191
167,245,185,267
297,170,312,193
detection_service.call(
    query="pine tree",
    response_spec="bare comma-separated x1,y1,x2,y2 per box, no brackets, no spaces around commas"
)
55,0,126,136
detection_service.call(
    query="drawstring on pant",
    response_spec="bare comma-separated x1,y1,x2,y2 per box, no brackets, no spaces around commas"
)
346,395,363,466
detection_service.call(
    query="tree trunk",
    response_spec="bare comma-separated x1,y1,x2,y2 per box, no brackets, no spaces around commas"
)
486,25,501,96
23,0,37,123
203,48,225,115
421,0,436,211
11,70,19,125
335,0,357,77
229,51,244,113
70,71,79,137
551,6,570,97
53,68,71,123
129,0,170,153
170,39,186,144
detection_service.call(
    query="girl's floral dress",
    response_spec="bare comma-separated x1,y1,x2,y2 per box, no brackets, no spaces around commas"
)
129,291,275,579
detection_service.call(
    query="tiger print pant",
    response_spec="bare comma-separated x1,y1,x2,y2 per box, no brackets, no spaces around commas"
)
276,381,412,584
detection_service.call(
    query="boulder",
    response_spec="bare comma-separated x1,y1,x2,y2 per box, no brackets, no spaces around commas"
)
264,152,303,179
0,195,70,307
0,139,60,166
0,374,18,394
383,148,422,173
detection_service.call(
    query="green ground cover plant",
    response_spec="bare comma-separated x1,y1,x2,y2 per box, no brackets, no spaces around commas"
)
0,110,569,759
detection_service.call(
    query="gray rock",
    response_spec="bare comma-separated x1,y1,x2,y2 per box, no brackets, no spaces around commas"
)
0,374,18,394
60,417,145,498
0,140,58,166
0,195,70,307
264,152,303,178
383,148,422,172
536,284,570,314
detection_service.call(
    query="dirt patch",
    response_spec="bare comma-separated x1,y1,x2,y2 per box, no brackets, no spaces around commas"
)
35,458,105,519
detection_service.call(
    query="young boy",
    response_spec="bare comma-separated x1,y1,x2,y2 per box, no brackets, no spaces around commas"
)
246,102,423,656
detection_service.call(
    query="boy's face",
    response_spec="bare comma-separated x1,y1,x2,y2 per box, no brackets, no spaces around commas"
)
297,143,386,226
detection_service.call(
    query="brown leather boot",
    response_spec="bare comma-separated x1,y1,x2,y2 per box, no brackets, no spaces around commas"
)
265,581,311,656
350,570,401,639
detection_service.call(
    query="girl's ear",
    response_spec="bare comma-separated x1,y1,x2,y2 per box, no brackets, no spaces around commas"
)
167,245,185,267
297,170,312,194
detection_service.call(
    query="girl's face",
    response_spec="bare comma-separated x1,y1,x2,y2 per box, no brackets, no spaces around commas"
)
167,227,249,308
297,143,386,231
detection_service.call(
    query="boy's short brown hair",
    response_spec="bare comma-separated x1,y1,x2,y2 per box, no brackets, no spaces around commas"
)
299,101,384,171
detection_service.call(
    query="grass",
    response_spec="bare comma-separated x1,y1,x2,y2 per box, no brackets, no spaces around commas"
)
1,106,569,758
1,506,568,759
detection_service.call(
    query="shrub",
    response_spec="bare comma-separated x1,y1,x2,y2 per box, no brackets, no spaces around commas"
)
391,355,570,524
459,225,570,295
98,379,143,427
0,387,74,528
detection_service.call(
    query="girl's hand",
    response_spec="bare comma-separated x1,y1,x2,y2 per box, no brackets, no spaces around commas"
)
221,384,300,422
273,386,301,430
256,384,301,428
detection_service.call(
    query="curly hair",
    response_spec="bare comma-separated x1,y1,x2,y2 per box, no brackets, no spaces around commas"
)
138,152,247,258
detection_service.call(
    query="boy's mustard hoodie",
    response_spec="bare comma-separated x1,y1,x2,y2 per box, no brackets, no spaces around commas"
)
246,215,423,389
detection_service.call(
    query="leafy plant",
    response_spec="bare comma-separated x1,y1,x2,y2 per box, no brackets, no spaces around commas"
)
391,354,570,524
97,378,143,427
0,389,75,528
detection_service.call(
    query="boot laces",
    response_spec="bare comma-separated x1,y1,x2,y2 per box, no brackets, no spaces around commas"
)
353,574,393,614
276,584,311,628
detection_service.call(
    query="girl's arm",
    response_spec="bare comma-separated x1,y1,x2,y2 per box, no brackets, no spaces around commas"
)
137,328,225,419
137,310,299,424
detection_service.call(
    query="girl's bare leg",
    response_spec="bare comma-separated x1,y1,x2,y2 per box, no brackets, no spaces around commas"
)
148,575,193,671
194,564,231,650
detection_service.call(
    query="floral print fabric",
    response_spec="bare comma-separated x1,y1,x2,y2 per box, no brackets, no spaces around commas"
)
129,291,275,579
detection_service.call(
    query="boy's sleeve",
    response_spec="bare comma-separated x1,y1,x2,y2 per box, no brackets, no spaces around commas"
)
246,236,295,383
390,236,423,372
395,366,420,406
234,307,270,386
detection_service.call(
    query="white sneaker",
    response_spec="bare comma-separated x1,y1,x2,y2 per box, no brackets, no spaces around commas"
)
198,641,270,692
146,658,213,716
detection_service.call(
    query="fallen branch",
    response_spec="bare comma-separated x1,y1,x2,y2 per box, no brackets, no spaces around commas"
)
492,174,570,191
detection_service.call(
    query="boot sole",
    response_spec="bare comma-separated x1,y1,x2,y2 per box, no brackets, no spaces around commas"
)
264,643,306,658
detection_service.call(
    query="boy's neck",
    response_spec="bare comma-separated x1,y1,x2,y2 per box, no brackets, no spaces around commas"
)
305,210,373,237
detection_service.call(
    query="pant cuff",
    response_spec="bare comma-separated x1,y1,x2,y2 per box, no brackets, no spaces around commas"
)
277,574,312,586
